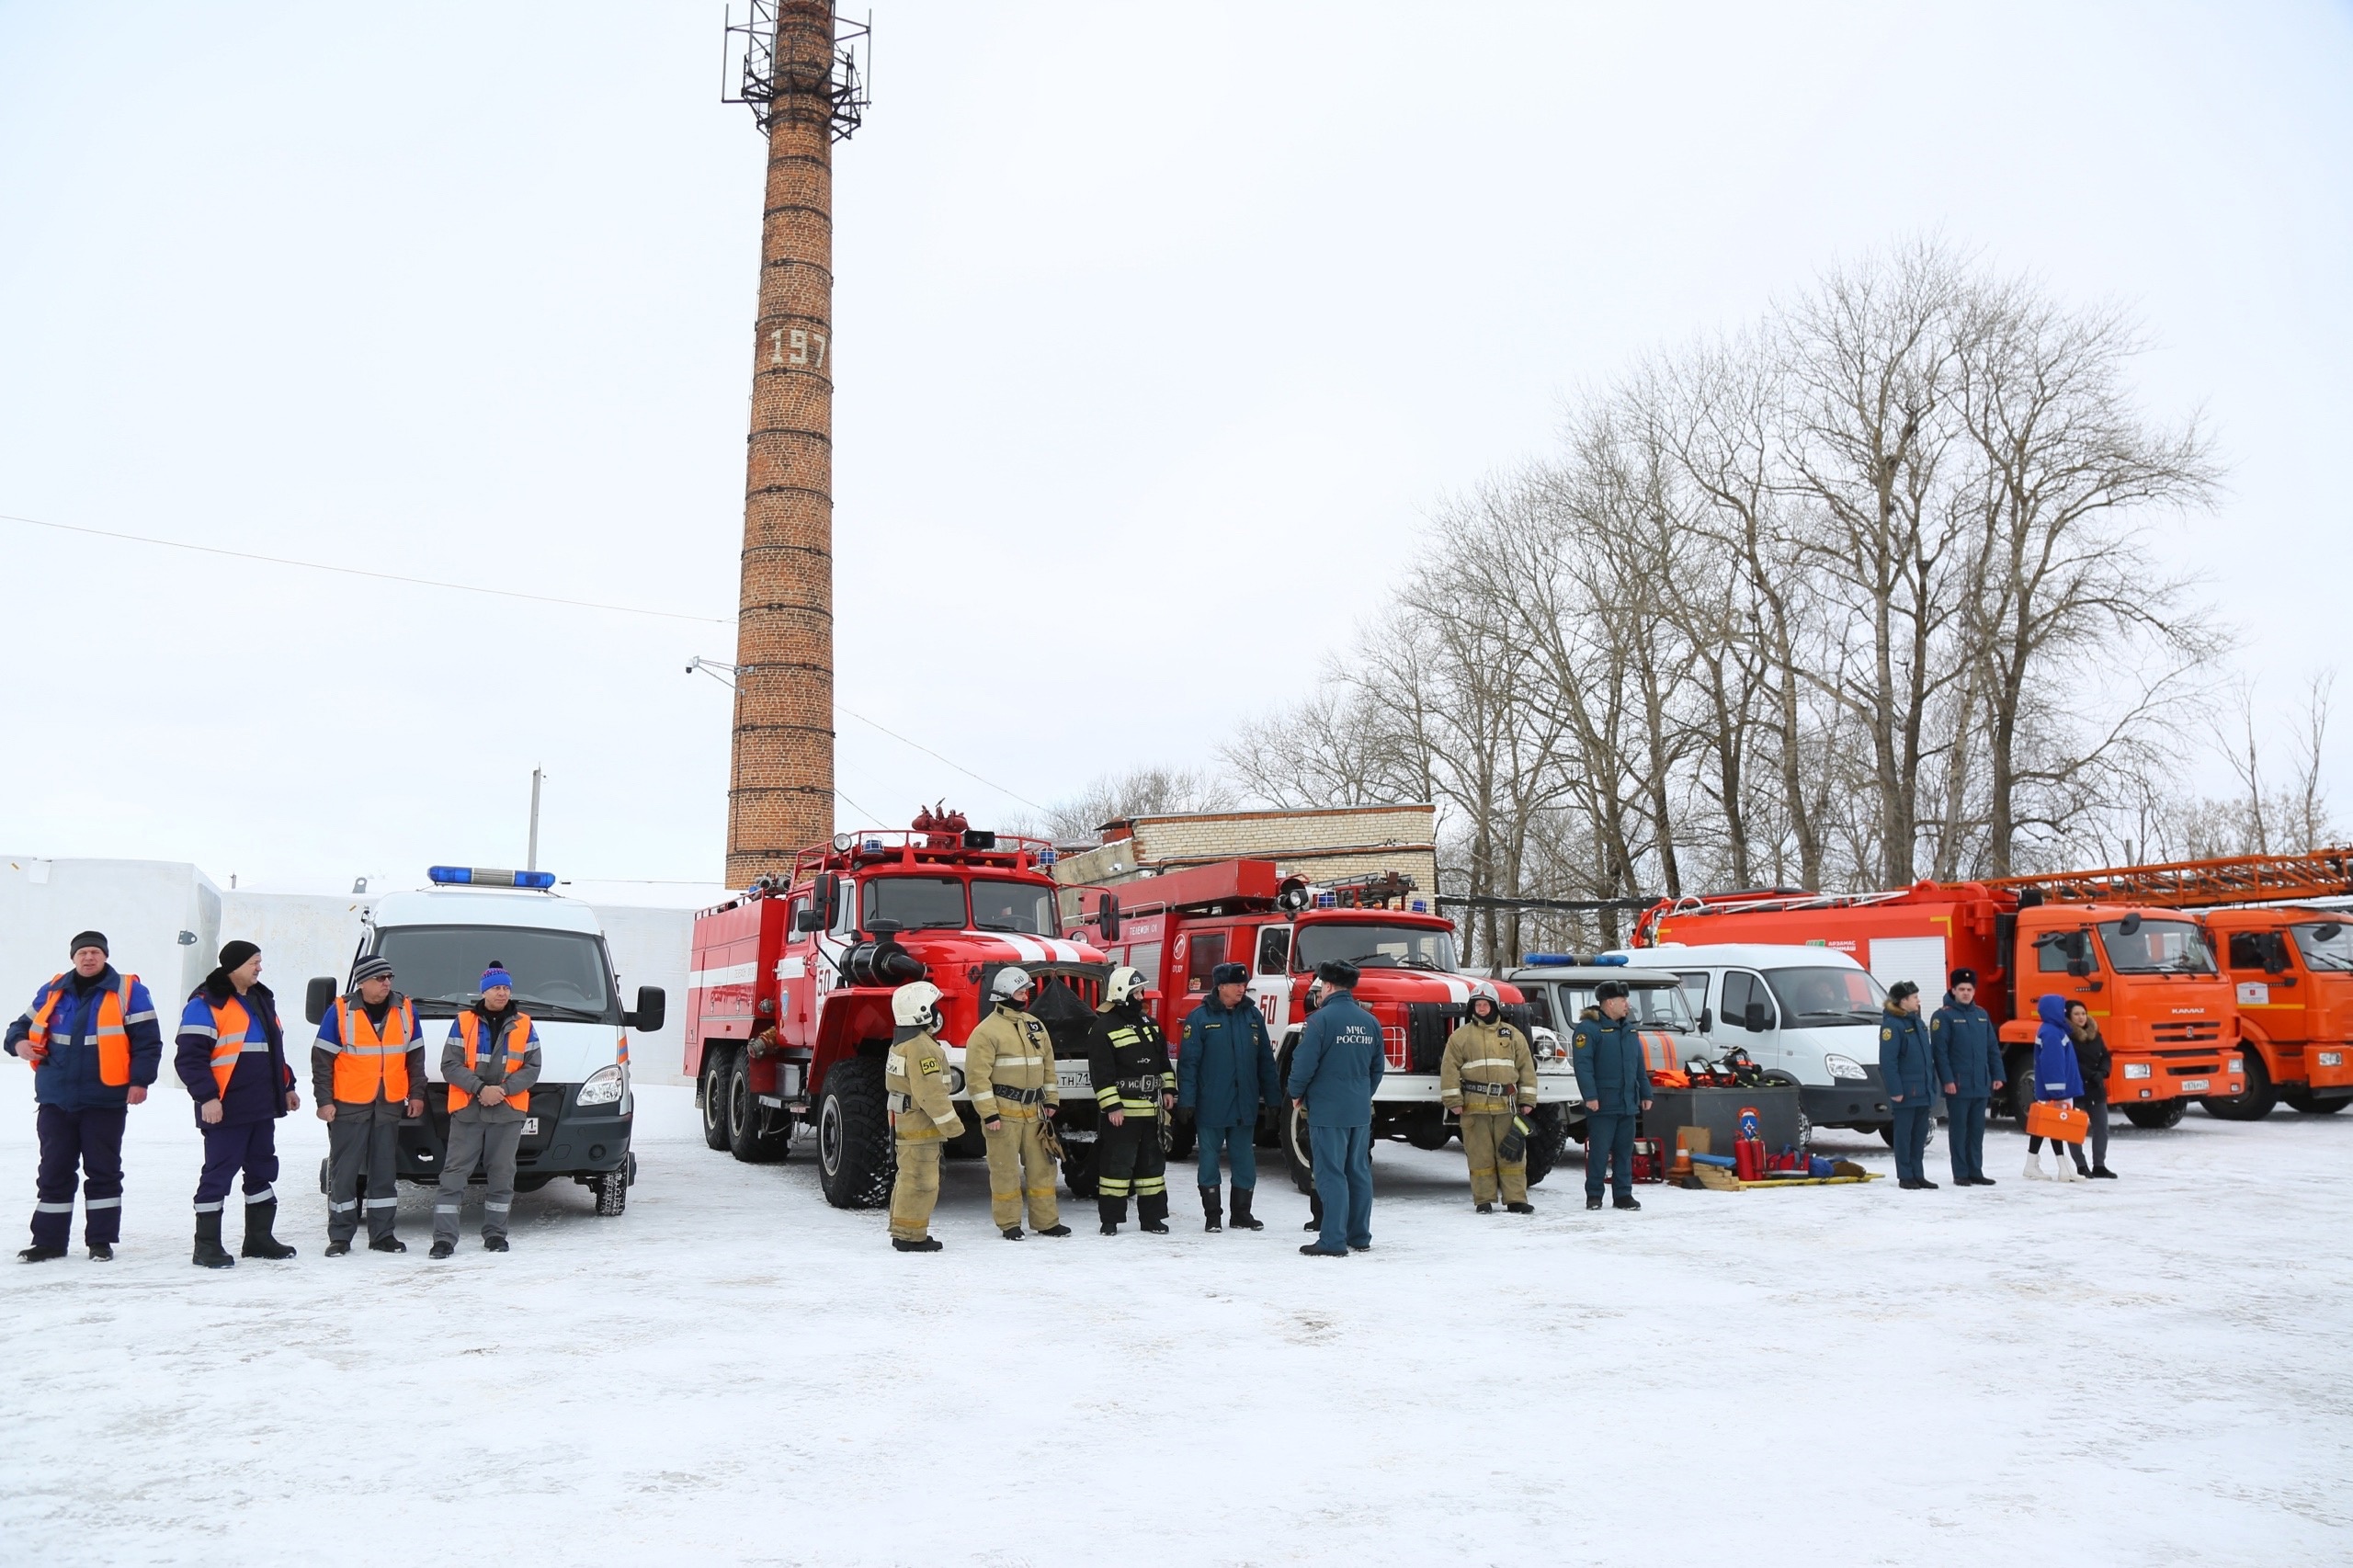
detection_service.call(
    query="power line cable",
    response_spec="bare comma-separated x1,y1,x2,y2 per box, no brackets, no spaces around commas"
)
1,511,733,625
835,708,1051,813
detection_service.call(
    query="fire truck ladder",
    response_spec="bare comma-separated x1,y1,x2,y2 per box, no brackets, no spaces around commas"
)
1984,849,2353,910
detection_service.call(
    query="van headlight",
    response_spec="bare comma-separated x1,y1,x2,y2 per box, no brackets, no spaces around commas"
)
577,1064,626,1107
2123,1062,2152,1080
1824,1054,1867,1081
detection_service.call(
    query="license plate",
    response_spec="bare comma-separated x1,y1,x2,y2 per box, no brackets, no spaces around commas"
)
2178,1080,2210,1093
2320,1052,2344,1067
521,1117,540,1134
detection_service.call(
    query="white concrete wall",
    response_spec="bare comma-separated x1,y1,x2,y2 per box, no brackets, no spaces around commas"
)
0,856,220,1021
220,891,376,1024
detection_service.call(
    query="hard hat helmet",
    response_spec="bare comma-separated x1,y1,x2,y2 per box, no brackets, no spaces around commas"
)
989,965,1034,1004
1468,981,1501,1016
1103,966,1147,1008
892,981,943,1032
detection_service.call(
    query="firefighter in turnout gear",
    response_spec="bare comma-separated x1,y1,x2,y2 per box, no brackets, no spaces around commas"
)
963,966,1069,1240
1088,966,1176,1235
1438,982,1539,1213
884,982,959,1252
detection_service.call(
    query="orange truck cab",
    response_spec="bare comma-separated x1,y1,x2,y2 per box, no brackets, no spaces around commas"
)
1638,881,2242,1129
2200,907,2353,1118
1063,858,1585,1189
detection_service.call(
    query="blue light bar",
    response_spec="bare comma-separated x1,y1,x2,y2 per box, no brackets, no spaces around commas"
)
428,866,556,890
1523,952,1578,966
1594,952,1630,965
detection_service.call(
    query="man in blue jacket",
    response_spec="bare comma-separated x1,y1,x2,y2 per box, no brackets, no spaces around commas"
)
1179,960,1280,1233
1572,980,1653,1210
1930,967,2005,1188
1880,980,1938,1190
176,940,302,1267
1286,960,1383,1257
6,931,164,1262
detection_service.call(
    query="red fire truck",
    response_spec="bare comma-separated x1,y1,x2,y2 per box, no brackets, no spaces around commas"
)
1061,858,1584,1188
686,818,1109,1207
1636,877,2242,1129
1977,850,2353,1119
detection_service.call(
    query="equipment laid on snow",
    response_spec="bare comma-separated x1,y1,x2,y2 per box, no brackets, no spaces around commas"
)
687,813,1110,1207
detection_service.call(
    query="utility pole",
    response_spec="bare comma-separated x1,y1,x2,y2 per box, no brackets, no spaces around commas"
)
528,767,545,871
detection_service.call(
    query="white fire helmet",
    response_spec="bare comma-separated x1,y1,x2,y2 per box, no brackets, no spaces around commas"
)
1104,966,1147,1007
1468,981,1501,1017
892,981,944,1032
989,966,1034,1004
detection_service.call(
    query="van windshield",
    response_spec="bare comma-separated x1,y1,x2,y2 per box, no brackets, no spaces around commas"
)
1763,966,1882,1025
2098,919,2216,975
372,926,616,1022
1564,984,1695,1031
2292,921,2353,972
1294,922,1459,973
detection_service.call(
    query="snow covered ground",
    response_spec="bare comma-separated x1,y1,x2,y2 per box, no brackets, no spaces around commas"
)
2,1065,2347,1567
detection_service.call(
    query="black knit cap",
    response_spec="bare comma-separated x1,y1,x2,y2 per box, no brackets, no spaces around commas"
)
68,930,108,957
218,939,261,973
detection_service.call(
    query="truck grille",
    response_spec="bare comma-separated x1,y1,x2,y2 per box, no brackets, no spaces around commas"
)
2150,1022,2221,1043
1400,1002,1539,1073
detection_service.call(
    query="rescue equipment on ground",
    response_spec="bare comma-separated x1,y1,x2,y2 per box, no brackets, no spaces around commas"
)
1631,1136,1665,1183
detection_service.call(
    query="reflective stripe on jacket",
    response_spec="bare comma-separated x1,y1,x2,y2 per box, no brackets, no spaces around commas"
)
203,997,262,1096
327,994,418,1104
6,968,163,1111
1438,1017,1537,1112
27,972,138,1086
885,1028,961,1141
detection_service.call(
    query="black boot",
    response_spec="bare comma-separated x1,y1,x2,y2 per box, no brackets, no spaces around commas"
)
369,1235,407,1253
87,1243,112,1261
191,1210,235,1269
1140,1193,1171,1234
1200,1186,1223,1233
1097,1196,1124,1236
241,1199,298,1259
17,1244,65,1263
325,1239,351,1256
1506,1201,1535,1214
1476,1202,1495,1214
892,1235,944,1253
1229,1187,1264,1231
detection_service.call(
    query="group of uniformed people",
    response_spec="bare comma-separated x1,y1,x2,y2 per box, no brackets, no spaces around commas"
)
881,957,1645,1251
8,931,540,1265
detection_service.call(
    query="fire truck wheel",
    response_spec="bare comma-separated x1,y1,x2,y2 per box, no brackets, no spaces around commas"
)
2200,1054,2275,1121
2006,1059,2039,1122
1166,1117,1197,1161
2283,1088,2349,1114
2121,1101,2188,1131
1060,1143,1098,1200
699,1051,733,1153
1522,1105,1569,1186
816,1054,894,1209
727,1053,792,1164
1280,1100,1315,1195
590,1169,627,1216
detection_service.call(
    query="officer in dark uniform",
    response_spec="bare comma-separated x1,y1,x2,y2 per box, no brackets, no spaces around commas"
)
1087,966,1176,1235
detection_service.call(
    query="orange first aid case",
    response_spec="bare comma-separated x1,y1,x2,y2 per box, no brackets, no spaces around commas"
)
2025,1101,2088,1144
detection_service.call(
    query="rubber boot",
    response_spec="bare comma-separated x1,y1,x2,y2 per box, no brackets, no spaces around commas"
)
1200,1186,1222,1233
891,1235,944,1253
1097,1197,1123,1236
1140,1192,1171,1234
191,1210,235,1269
2023,1150,2049,1181
241,1199,299,1259
2054,1156,2083,1184
1229,1187,1264,1231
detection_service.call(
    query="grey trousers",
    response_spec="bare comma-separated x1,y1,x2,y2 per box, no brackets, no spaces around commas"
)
326,1108,402,1243
434,1119,523,1244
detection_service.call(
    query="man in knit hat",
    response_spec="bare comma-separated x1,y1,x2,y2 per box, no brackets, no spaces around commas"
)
176,939,302,1267
6,931,165,1262
313,954,427,1254
430,961,542,1258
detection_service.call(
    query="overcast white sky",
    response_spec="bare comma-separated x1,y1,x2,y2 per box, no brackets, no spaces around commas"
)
3,1,2347,903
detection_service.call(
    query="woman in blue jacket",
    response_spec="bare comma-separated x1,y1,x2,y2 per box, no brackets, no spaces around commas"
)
2024,993,2086,1184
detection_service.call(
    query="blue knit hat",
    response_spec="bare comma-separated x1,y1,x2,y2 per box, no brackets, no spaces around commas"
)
480,964,516,992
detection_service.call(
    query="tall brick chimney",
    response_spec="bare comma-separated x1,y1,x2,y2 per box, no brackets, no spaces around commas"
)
725,2,863,888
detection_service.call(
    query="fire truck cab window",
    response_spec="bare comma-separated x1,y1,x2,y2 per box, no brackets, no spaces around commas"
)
1187,932,1229,994
1293,923,1460,973
2097,919,2215,975
971,880,1055,936
1255,926,1290,975
860,877,967,932
786,895,810,936
2038,931,2092,973
2228,931,2289,971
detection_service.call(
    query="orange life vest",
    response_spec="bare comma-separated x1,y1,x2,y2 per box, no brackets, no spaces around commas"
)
1642,1030,1690,1089
332,995,415,1104
26,973,138,1085
207,996,259,1096
449,1009,531,1115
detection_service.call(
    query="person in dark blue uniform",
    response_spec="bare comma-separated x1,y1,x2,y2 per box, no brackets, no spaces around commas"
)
1880,980,1938,1190
1286,961,1383,1256
176,940,301,1267
1930,967,2004,1187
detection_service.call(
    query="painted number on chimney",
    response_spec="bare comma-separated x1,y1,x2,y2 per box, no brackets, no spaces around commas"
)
767,327,830,369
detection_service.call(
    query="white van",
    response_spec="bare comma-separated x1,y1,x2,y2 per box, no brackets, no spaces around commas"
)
1606,942,1897,1136
306,867,665,1216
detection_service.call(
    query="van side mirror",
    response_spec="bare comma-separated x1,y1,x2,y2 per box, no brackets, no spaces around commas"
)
813,871,840,931
628,985,666,1033
2065,956,2092,978
305,977,336,1027
2261,941,2290,975
1098,892,1121,942
792,905,824,933
1697,1006,1712,1033
1742,1001,1768,1032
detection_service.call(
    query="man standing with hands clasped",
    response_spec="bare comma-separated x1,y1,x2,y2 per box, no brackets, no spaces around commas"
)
1931,967,2003,1187
6,931,164,1263
431,962,542,1257
1287,960,1383,1257
313,954,426,1254
1880,980,1938,1191
176,939,302,1267
1573,979,1652,1211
